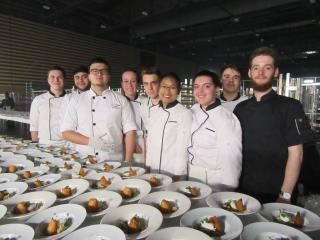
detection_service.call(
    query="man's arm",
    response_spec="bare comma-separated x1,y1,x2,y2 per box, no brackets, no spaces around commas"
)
124,130,136,162
279,144,303,202
31,131,39,142
62,131,89,145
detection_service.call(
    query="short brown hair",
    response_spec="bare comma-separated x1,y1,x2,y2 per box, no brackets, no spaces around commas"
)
141,66,161,78
249,46,279,68
220,64,241,79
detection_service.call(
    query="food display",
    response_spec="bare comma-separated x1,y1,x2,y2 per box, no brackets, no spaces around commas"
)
119,215,147,234
58,186,75,198
92,176,111,189
182,186,199,198
221,198,246,213
12,201,43,215
194,216,225,237
149,176,160,187
6,165,18,173
0,189,16,201
46,215,72,236
21,170,32,179
275,210,303,227
85,198,108,213
121,186,139,199
159,199,178,214
103,163,113,172
122,167,136,177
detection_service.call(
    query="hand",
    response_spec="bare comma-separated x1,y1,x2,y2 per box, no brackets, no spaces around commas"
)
88,135,115,152
276,196,291,204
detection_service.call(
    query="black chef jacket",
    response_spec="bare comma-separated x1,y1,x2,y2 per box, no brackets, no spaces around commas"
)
234,90,312,200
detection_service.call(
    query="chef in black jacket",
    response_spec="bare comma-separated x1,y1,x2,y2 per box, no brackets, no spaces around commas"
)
234,46,313,204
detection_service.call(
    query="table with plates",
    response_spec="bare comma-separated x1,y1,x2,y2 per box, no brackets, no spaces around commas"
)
1,135,320,240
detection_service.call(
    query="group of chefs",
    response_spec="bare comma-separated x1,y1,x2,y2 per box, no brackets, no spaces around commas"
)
29,46,313,204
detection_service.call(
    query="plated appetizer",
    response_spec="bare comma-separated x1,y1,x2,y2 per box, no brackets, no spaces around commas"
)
118,215,147,234
12,201,43,215
6,165,19,173
149,176,160,187
85,198,108,213
91,176,111,189
0,190,16,201
221,198,246,213
158,199,178,214
123,168,137,177
274,210,303,227
121,186,139,199
58,186,76,199
194,216,225,237
103,163,114,172
182,186,199,198
46,214,72,236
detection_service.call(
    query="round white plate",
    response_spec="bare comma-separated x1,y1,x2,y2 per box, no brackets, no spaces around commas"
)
54,161,81,175
87,161,122,172
180,207,243,240
0,181,28,204
0,223,35,240
137,173,172,190
260,202,320,232
70,190,122,217
3,191,57,221
0,204,7,220
241,222,313,240
44,178,89,202
139,191,191,219
37,157,65,167
26,173,62,191
1,153,27,161
112,166,145,178
0,151,14,158
0,159,34,172
61,224,126,240
100,204,163,240
86,172,122,191
146,227,212,240
16,166,49,181
17,148,42,157
206,192,261,215
26,203,87,240
71,168,96,179
108,178,151,203
167,180,212,200
0,173,18,183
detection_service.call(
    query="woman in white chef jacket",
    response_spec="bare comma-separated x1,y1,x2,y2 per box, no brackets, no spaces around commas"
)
30,66,67,146
188,70,242,191
147,73,192,180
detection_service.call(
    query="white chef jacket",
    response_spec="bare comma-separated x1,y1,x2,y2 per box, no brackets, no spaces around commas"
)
29,91,66,145
140,97,159,132
188,99,242,189
220,93,248,112
146,101,192,176
60,88,137,161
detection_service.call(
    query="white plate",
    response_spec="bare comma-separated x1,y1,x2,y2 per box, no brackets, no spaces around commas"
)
70,190,122,217
146,227,212,240
17,148,42,157
52,161,81,176
71,168,96,179
26,173,62,191
108,178,151,203
0,223,35,240
206,192,261,215
0,181,28,204
26,204,87,240
1,153,27,161
241,222,313,240
0,173,18,183
87,161,122,172
139,191,191,219
100,204,163,240
0,204,7,220
0,151,14,158
260,202,320,232
3,191,57,221
180,207,243,240
112,166,145,178
16,166,49,181
167,180,212,200
37,157,65,167
86,172,122,191
137,173,172,190
0,159,34,173
61,224,126,240
44,178,89,202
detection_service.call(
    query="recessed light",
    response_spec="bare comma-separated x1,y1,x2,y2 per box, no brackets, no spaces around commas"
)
207,38,212,42
141,11,149,16
180,27,185,31
100,24,106,29
232,17,240,23
140,36,145,40
260,38,265,42
42,4,51,10
255,33,260,37
304,50,318,55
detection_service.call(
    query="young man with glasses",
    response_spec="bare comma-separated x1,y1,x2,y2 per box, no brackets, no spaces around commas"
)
61,57,136,162
220,64,248,112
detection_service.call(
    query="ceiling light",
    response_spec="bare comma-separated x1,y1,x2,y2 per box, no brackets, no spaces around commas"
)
232,17,240,23
191,52,196,56
207,38,212,42
260,38,265,42
309,0,317,4
141,11,149,16
42,4,51,10
100,24,106,29
304,50,318,55
255,33,260,37
140,36,145,40
169,45,174,49
180,27,185,31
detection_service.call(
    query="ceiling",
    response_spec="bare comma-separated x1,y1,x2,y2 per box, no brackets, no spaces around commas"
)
1,0,320,76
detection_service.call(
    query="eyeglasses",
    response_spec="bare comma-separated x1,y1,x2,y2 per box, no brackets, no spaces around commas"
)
160,85,178,91
90,68,108,76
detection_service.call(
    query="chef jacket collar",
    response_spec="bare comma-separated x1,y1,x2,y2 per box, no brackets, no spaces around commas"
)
88,88,110,96
125,93,138,101
220,92,240,101
147,97,159,107
48,90,66,97
202,98,221,111
253,89,277,102
159,100,179,109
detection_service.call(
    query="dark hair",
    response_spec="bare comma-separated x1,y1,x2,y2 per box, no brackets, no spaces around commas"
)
72,65,88,76
121,69,139,83
193,70,220,87
160,72,181,94
220,64,241,79
141,66,161,78
89,57,111,73
249,46,279,68
48,65,66,78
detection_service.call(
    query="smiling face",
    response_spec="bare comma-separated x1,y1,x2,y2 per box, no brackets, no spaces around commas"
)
48,70,64,92
159,77,179,108
74,72,89,92
193,76,217,109
121,71,137,99
221,67,241,95
249,55,279,92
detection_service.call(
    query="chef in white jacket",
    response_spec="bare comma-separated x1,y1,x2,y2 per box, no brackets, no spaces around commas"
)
61,57,137,162
30,66,67,145
147,73,192,181
188,70,242,190
121,70,147,165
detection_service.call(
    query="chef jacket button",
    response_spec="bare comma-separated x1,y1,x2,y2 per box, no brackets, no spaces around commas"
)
95,152,99,155
103,97,106,99
93,123,96,126
92,109,95,112
92,96,95,99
